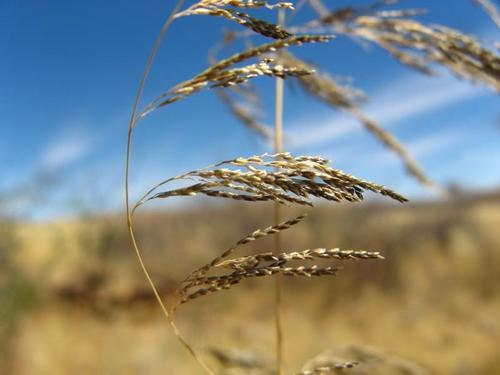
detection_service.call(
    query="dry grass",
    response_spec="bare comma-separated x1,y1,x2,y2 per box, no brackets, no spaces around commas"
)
124,0,348,368
119,1,500,373
473,0,500,28
129,151,405,337
279,52,435,188
1,1,498,373
3,193,500,374
214,0,499,188
349,16,500,91
135,152,407,209
210,32,278,142
175,2,294,39
138,35,333,118
301,0,500,91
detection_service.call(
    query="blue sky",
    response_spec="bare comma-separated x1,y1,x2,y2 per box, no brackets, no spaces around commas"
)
1,0,499,219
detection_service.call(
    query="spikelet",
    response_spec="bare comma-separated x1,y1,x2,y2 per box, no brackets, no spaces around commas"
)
132,152,403,308
171,211,386,306
182,0,294,11
172,35,332,86
175,1,294,39
351,17,500,90
210,31,275,142
135,153,407,211
185,213,308,282
139,35,333,118
305,1,500,90
303,0,424,28
297,361,358,374
301,345,431,374
180,265,341,304
176,221,386,305
216,248,384,270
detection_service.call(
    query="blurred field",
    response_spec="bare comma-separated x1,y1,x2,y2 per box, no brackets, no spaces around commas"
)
1,192,500,374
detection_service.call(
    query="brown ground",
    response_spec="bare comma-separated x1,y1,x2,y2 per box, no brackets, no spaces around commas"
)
1,192,499,374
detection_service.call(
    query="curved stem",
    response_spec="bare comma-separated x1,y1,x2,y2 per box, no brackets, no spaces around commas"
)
125,1,215,374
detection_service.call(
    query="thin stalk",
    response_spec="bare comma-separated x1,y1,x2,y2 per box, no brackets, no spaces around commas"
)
125,1,215,374
274,9,286,375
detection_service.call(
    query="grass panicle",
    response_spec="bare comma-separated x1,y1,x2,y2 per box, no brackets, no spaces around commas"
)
351,16,500,90
305,0,500,90
297,361,359,375
180,265,341,304
171,214,385,306
209,33,275,141
134,152,407,211
177,6,293,39
139,35,333,118
125,1,412,373
185,213,308,283
179,0,295,12
217,248,384,270
145,57,313,110
180,246,383,302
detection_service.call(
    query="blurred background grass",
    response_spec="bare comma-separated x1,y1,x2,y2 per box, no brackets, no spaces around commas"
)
1,193,499,374
2,1,500,373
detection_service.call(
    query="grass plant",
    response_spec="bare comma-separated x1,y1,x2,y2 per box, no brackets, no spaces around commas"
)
124,1,499,373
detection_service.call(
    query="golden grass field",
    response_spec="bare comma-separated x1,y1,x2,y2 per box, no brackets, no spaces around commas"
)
1,192,500,374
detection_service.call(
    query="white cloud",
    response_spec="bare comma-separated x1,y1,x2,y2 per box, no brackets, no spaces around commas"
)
364,129,467,167
41,127,95,170
288,73,488,150
407,130,466,157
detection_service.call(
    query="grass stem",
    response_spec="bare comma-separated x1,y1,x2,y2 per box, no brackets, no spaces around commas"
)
274,8,286,375
125,1,215,374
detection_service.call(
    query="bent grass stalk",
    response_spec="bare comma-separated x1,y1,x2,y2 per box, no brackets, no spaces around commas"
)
125,2,327,373
125,1,413,374
303,0,500,91
274,8,286,374
124,1,215,373
474,0,500,27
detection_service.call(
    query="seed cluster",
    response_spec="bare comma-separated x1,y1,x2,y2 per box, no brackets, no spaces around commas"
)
297,361,359,375
179,7,292,39
139,152,407,208
217,248,384,271
131,152,403,308
139,35,333,118
180,265,340,304
177,245,382,304
168,58,311,107
351,17,500,91
175,1,294,40
157,208,386,307
125,0,425,373
183,0,294,11
186,213,308,282
304,0,500,91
